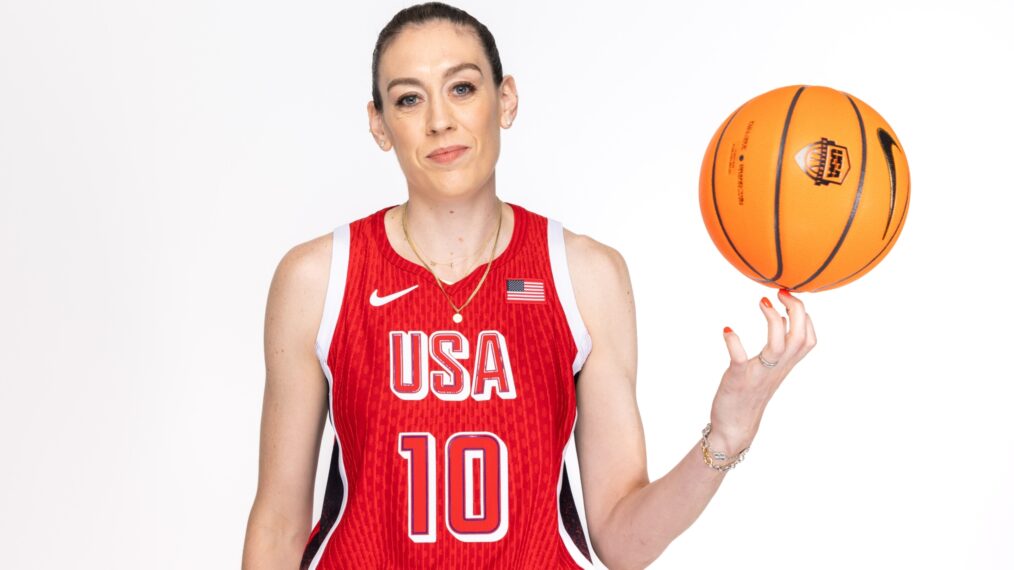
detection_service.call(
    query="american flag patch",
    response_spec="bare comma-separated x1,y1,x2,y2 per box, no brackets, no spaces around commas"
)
506,278,545,303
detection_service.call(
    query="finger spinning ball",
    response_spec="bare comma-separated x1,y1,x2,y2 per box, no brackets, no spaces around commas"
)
698,85,910,292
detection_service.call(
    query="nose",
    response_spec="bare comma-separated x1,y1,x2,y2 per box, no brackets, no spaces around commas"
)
426,93,455,134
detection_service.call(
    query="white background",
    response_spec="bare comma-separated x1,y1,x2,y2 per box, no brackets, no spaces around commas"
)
2,1,1011,568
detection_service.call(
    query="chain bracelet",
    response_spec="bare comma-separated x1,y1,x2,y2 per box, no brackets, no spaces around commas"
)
700,423,751,472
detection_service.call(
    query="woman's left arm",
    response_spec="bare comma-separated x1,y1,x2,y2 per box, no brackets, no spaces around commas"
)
565,229,817,570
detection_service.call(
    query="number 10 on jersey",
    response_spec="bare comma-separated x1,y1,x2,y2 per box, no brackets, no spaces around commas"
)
398,431,508,543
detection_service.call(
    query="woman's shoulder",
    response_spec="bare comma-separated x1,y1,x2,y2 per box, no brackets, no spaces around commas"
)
555,226,633,342
561,227,629,291
514,202,627,279
515,203,625,263
275,204,392,284
524,206,631,319
270,231,333,315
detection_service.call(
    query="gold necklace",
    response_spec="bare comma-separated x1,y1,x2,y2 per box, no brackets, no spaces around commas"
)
409,210,499,268
401,199,503,324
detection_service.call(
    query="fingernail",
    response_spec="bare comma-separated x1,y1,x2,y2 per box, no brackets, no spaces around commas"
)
724,326,732,333
761,297,772,308
779,288,791,297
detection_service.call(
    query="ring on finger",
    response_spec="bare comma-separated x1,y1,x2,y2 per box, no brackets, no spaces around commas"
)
758,353,778,367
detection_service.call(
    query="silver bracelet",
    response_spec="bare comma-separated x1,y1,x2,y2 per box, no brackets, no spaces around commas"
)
700,423,751,472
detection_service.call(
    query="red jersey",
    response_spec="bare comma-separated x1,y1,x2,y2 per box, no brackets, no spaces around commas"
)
301,203,598,569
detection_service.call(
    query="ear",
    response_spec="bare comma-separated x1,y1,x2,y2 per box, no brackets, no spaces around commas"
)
367,100,390,150
498,74,518,128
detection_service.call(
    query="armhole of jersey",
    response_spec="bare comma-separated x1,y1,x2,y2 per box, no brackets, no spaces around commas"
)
314,223,351,391
307,224,352,569
548,218,599,567
547,218,593,375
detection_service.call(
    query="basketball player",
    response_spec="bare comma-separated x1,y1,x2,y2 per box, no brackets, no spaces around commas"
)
242,3,817,569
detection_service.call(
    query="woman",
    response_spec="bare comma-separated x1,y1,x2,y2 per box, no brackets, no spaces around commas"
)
242,3,817,569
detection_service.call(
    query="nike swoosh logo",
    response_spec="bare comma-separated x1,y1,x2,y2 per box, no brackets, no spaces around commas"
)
369,285,419,307
877,128,899,241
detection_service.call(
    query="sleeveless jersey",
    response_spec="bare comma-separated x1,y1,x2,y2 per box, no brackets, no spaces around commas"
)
301,203,599,569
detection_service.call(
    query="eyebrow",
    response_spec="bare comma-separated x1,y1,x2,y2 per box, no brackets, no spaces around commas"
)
386,62,483,92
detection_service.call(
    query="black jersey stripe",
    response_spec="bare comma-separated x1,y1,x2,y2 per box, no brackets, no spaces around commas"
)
300,438,347,570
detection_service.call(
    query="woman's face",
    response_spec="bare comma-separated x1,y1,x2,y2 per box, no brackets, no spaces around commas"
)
369,20,517,201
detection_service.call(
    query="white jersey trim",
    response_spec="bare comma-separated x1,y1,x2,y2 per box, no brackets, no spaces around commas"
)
546,218,593,374
315,223,351,365
308,223,351,569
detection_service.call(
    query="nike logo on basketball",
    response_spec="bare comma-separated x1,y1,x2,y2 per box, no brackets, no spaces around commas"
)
370,285,419,307
877,128,899,241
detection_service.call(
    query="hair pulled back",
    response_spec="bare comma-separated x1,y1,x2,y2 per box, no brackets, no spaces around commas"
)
371,2,504,114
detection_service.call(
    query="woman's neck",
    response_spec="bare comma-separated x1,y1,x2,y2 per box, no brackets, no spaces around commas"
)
387,189,515,283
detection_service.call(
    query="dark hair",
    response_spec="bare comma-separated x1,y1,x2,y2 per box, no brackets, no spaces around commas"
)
371,2,504,114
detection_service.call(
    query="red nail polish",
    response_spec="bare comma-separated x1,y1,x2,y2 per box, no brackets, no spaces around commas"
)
779,288,791,296
761,297,772,308
724,326,732,333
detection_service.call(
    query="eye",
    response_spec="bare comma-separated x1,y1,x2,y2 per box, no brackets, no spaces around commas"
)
394,82,477,108
452,82,476,96
395,93,419,108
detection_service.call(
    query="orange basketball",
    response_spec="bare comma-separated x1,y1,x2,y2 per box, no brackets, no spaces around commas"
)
698,85,910,292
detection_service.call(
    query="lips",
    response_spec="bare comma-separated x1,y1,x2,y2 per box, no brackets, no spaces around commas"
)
427,145,468,158
427,145,470,164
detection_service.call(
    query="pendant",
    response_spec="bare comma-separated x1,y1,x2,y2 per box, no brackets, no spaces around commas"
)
452,313,463,324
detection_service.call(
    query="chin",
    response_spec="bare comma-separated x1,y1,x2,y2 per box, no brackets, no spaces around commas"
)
426,170,491,196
